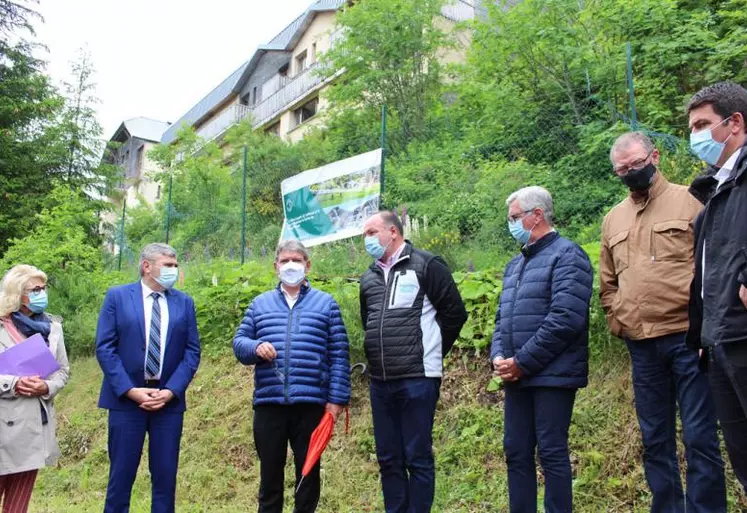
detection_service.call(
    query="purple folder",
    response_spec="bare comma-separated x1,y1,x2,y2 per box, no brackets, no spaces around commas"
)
0,333,60,378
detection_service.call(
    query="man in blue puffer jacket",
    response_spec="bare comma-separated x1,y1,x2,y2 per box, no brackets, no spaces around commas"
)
491,186,593,513
233,240,351,513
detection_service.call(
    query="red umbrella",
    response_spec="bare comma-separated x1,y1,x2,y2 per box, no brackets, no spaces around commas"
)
296,410,343,492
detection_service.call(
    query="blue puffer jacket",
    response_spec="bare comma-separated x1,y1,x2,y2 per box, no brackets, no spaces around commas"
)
233,282,351,406
491,232,593,389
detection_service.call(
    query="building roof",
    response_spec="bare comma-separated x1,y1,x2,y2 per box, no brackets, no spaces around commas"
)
161,0,344,145
110,117,171,143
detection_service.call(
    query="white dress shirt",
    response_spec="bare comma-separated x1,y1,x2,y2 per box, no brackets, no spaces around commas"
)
281,285,299,309
142,281,169,379
702,148,742,298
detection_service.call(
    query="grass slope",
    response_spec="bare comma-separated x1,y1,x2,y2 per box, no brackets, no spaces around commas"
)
31,349,746,512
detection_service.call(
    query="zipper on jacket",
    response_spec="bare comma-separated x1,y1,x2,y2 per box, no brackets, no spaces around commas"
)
509,258,528,357
650,228,656,262
372,254,410,381
280,286,307,403
379,270,393,381
284,310,293,403
390,273,401,307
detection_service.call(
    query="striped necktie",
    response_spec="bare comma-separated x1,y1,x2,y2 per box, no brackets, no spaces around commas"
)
146,292,162,379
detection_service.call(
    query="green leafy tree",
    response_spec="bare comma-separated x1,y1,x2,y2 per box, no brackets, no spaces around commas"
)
0,186,103,273
0,0,40,37
0,1,64,255
322,0,450,147
52,48,120,199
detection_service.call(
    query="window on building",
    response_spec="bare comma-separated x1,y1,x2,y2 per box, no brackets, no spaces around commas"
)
135,146,145,177
295,50,308,75
123,150,132,177
292,97,318,128
310,43,317,64
266,121,281,136
252,86,259,105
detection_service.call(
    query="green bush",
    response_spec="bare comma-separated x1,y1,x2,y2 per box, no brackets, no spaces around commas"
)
49,269,134,357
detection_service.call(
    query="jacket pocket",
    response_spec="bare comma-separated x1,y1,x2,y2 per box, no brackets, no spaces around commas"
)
0,415,42,448
652,220,692,262
388,270,420,309
609,230,630,274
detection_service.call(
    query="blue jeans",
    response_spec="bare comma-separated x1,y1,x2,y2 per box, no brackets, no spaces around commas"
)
626,332,726,513
503,386,576,513
708,342,747,493
369,377,441,513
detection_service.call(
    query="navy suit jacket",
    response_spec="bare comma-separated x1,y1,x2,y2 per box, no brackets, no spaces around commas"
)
95,282,201,412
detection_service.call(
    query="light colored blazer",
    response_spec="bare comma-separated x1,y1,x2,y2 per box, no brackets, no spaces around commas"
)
0,316,70,476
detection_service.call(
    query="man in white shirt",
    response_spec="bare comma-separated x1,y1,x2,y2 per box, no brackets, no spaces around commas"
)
686,81,747,494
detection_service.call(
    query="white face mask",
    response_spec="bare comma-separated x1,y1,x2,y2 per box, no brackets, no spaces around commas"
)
278,262,306,286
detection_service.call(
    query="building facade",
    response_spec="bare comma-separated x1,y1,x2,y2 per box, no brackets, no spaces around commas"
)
161,0,486,149
105,117,171,205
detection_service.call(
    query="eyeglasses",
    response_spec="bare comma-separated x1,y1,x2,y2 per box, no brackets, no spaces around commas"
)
26,285,47,294
613,150,653,175
507,210,534,223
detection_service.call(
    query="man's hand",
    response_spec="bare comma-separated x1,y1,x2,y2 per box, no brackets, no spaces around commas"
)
140,389,175,412
497,357,523,382
126,387,158,405
256,342,277,361
15,376,49,397
325,403,344,421
492,356,504,378
740,284,747,309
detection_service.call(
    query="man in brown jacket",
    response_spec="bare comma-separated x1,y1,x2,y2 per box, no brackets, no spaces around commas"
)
600,132,725,513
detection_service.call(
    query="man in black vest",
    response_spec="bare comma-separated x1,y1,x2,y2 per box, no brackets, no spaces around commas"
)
360,211,467,513
686,81,747,493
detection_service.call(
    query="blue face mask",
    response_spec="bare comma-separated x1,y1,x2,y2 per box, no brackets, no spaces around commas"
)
690,117,733,166
365,235,388,260
156,266,179,289
26,290,48,314
508,219,532,245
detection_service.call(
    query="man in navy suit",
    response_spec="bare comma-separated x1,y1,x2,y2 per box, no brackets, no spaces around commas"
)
96,242,201,513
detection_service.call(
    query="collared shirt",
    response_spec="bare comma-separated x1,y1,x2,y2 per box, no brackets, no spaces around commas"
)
142,281,169,379
715,148,742,189
376,242,406,282
702,148,743,297
281,285,300,309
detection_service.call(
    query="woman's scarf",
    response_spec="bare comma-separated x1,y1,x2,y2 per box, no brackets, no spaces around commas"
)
10,311,51,345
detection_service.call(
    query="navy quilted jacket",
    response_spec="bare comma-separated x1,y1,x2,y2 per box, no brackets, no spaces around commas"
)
233,282,351,406
491,232,593,389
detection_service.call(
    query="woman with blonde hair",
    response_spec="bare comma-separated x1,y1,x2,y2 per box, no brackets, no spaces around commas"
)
0,265,70,513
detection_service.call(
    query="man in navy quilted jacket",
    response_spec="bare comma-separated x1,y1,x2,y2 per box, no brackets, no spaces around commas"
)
491,186,593,513
233,240,351,513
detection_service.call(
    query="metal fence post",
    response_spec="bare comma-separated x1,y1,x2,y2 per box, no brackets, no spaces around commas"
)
380,104,387,204
165,173,173,244
626,42,638,130
240,145,248,265
117,197,127,272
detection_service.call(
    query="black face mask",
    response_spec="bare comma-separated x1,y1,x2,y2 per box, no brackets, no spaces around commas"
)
620,162,656,191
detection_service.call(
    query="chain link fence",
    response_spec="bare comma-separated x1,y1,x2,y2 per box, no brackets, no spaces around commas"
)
107,44,701,272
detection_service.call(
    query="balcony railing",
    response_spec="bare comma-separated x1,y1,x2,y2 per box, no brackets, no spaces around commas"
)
251,62,326,127
441,0,480,22
195,103,253,141
193,63,328,148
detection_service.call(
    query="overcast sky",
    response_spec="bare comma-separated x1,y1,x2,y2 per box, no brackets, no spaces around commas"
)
33,0,314,141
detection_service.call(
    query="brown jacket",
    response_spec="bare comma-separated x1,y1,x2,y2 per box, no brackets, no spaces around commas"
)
600,174,703,340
